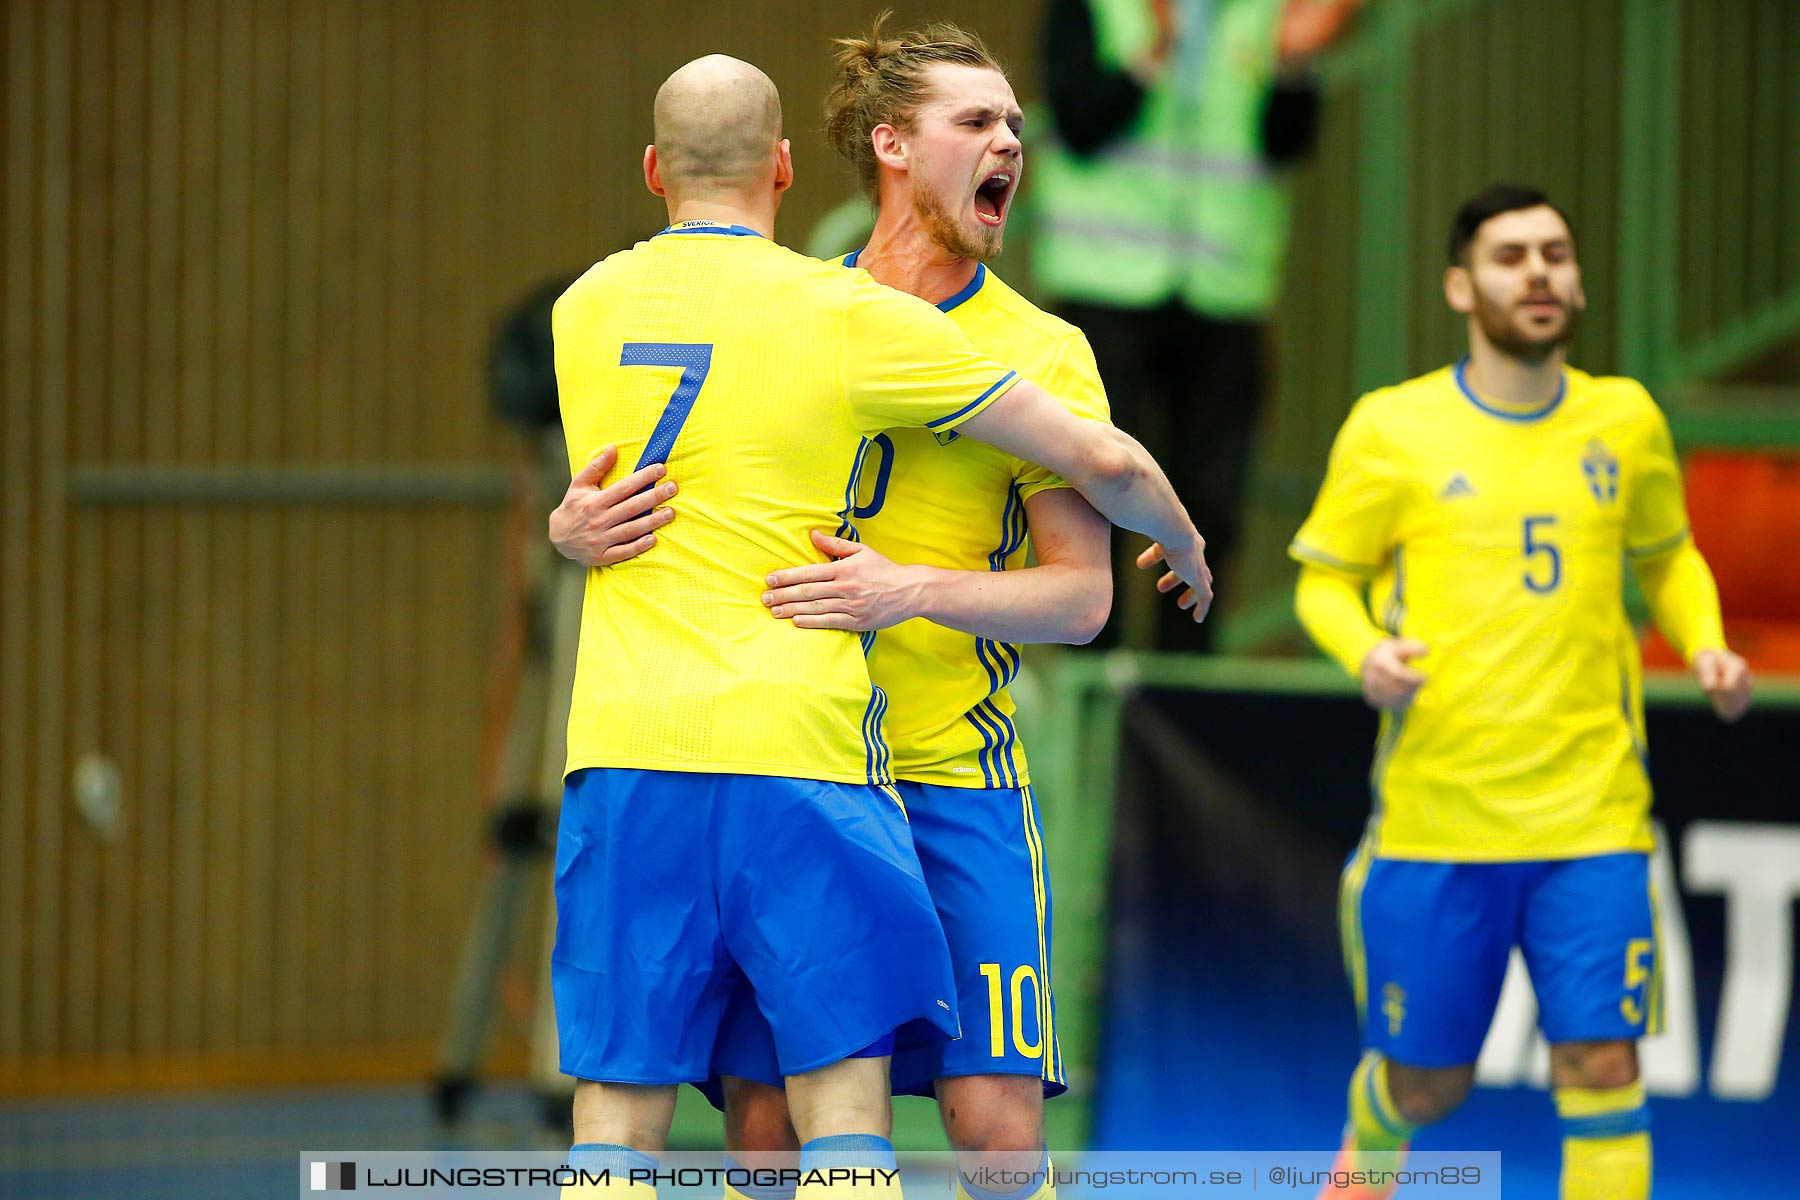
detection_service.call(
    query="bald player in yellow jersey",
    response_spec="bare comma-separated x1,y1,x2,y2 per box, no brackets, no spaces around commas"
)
1285,185,1752,1200
551,54,1207,1200
551,21,1205,1200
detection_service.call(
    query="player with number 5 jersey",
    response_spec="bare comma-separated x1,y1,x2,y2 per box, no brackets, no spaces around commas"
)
1289,185,1752,1200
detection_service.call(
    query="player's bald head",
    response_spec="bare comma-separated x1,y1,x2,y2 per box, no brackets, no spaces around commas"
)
653,55,784,193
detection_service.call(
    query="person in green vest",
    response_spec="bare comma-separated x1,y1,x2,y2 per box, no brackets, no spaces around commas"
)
1033,0,1364,649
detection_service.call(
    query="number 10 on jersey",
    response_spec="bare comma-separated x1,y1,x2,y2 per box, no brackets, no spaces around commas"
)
979,962,1045,1059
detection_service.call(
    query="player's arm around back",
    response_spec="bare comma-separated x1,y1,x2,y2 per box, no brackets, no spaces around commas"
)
954,381,1211,610
907,488,1112,643
762,490,1111,642
928,487,1112,643
547,445,680,568
839,271,1210,613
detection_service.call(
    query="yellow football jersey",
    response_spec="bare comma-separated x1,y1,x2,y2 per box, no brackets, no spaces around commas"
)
1290,362,1692,860
841,257,1112,788
555,222,1019,784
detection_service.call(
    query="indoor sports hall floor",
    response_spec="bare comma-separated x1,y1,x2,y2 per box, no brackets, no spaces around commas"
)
5,999,1789,1200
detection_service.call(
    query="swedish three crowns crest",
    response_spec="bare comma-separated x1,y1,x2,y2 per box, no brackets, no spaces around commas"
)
1582,438,1619,503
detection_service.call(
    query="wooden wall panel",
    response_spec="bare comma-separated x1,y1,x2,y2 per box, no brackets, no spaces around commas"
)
36,0,73,1065
65,0,110,1064
1,0,38,1067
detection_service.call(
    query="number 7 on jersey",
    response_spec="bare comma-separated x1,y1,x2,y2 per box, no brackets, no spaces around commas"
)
621,342,714,469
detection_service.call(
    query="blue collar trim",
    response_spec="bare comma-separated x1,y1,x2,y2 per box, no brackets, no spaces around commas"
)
936,263,987,313
653,221,764,239
838,250,984,313
1454,358,1564,422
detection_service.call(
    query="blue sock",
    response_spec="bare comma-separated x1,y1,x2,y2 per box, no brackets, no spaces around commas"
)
959,1150,1050,1200
726,1152,798,1200
798,1134,897,1172
569,1142,659,1178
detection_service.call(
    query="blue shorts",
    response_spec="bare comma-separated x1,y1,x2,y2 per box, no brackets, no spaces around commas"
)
1340,845,1661,1067
696,781,1064,1106
552,768,959,1085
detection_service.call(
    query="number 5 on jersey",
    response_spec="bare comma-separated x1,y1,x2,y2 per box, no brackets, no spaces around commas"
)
621,342,714,469
1522,514,1561,593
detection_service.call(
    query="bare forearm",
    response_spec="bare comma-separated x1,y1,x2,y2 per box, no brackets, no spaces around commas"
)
956,390,1193,548
1295,562,1386,676
906,561,1110,645
954,385,1204,592
1075,426,1198,550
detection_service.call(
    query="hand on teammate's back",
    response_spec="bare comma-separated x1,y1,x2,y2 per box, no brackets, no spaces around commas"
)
1135,537,1215,622
763,529,920,632
1693,648,1753,723
1360,637,1430,711
548,444,678,568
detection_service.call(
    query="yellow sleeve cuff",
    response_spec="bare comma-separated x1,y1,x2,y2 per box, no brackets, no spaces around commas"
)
1289,539,1380,576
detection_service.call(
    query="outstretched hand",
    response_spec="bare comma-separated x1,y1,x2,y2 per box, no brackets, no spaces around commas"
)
763,529,922,632
1135,538,1214,622
548,445,678,568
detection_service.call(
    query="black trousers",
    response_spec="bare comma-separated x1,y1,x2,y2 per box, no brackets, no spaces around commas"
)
1058,300,1267,652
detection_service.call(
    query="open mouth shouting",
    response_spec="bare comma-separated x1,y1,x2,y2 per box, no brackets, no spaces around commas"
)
973,168,1016,226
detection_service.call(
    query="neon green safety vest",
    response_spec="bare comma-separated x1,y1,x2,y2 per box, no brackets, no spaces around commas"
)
1029,0,1290,318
